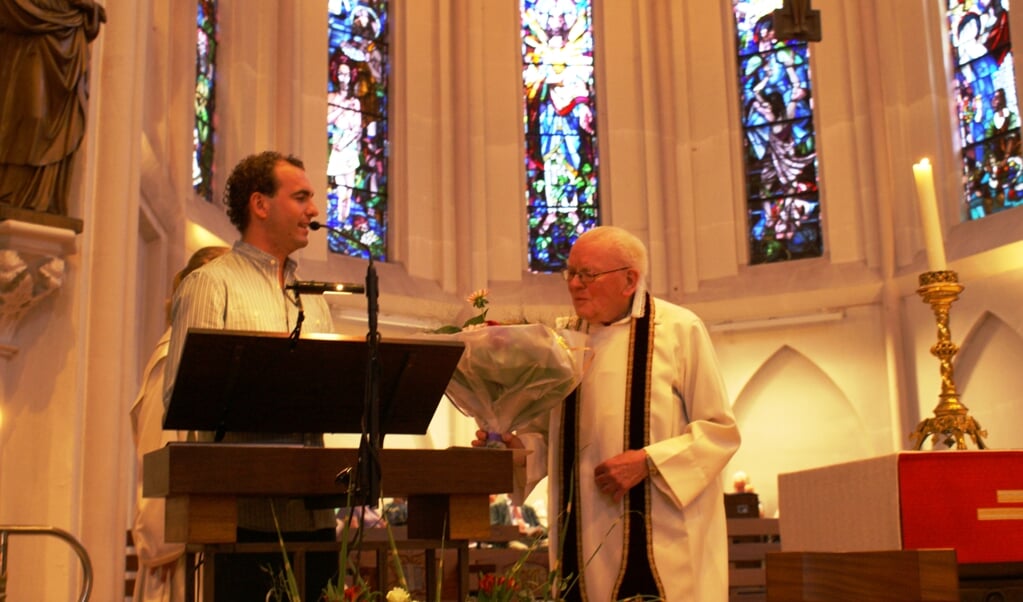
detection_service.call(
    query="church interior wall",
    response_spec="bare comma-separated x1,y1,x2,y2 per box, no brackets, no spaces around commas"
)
2,0,1023,599
955,309,1023,450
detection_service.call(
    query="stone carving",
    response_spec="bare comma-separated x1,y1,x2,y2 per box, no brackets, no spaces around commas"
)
0,249,65,351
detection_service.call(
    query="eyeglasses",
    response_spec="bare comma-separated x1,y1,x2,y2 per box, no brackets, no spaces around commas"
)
561,266,630,285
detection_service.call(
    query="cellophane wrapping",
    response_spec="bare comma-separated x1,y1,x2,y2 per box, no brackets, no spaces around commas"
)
441,323,586,442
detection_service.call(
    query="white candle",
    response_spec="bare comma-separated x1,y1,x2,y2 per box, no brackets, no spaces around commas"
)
912,158,947,272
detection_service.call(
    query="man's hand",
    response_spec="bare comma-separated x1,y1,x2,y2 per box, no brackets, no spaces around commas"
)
594,449,651,503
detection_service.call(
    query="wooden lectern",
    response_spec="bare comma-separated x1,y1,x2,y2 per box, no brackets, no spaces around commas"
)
144,444,513,600
144,444,513,543
148,329,514,600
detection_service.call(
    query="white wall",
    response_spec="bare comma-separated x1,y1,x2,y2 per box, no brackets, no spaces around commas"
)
2,0,1023,599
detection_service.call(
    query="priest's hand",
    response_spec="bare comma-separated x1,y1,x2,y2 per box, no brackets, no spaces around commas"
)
471,429,523,450
594,449,650,503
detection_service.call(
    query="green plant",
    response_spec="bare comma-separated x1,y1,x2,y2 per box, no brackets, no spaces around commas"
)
264,492,413,602
260,442,595,602
265,503,302,601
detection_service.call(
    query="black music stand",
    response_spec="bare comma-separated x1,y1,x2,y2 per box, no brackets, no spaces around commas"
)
164,328,465,437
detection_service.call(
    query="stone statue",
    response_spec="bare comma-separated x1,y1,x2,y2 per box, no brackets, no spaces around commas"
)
0,0,106,216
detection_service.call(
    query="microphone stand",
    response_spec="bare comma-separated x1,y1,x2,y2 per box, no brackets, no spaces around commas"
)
362,246,382,506
311,221,382,507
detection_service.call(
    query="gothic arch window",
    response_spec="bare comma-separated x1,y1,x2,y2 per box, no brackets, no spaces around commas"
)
948,0,1022,220
326,0,389,260
193,0,218,201
732,1,822,264
522,0,600,273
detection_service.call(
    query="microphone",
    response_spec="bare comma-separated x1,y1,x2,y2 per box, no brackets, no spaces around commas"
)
286,280,366,295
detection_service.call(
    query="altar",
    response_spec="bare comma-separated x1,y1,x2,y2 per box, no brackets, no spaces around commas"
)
776,450,1023,563
771,451,1023,600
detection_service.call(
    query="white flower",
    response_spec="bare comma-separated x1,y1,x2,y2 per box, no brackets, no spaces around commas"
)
386,586,412,602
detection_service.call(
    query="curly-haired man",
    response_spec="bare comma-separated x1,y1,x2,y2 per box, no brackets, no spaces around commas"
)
162,151,339,599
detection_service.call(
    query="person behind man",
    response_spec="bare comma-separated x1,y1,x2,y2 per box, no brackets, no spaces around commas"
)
381,496,408,526
130,246,228,602
488,494,546,549
475,225,741,601
163,151,339,599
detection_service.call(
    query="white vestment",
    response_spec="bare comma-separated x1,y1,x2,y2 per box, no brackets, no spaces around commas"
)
130,329,187,602
519,295,740,601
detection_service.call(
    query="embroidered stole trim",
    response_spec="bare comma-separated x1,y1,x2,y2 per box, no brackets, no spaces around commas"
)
559,389,582,601
612,292,664,600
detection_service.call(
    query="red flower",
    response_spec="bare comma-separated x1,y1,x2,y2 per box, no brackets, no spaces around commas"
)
478,573,520,600
479,573,496,594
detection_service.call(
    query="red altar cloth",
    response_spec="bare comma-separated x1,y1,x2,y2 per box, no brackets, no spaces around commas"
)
898,451,1023,563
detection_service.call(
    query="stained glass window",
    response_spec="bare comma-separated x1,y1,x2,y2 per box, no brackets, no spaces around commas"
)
733,0,822,264
326,0,389,260
193,0,217,201
522,0,600,273
948,0,1022,220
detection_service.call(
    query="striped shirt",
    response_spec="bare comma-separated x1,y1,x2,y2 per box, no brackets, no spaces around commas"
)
164,241,334,402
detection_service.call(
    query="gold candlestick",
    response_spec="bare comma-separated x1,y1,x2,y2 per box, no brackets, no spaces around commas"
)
909,270,987,450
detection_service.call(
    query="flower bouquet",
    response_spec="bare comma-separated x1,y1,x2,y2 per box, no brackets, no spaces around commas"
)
433,291,586,446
